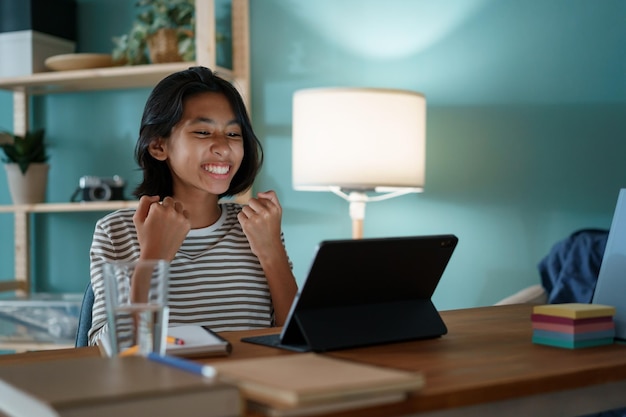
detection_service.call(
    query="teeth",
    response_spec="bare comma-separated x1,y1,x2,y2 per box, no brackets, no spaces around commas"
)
205,165,229,175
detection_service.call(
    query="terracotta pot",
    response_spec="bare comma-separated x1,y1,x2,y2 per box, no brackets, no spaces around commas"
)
4,162,49,204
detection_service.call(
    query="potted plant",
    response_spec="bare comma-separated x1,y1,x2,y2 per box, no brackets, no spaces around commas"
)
112,0,196,65
0,129,50,204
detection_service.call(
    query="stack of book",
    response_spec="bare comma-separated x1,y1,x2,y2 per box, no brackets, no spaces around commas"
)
531,303,616,349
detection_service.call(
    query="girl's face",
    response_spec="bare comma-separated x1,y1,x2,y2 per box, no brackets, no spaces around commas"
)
152,92,244,199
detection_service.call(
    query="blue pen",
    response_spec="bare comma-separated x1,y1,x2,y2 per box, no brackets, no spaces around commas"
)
146,352,217,378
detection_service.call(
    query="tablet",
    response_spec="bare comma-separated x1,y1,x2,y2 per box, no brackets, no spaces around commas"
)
242,234,458,352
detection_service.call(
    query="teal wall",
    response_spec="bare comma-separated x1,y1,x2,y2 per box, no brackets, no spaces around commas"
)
1,0,625,310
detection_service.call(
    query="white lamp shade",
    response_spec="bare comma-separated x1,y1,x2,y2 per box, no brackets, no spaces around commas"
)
292,87,426,192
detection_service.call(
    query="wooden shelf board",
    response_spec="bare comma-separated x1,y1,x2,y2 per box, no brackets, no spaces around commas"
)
0,63,234,95
0,342,74,352
0,201,139,214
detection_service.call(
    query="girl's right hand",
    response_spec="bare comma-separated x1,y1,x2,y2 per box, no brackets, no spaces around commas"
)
133,195,191,261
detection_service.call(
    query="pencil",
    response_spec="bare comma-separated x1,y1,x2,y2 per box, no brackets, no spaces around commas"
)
117,336,184,357
167,336,185,345
119,345,139,357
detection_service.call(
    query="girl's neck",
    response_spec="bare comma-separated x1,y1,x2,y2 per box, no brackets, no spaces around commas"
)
172,193,222,229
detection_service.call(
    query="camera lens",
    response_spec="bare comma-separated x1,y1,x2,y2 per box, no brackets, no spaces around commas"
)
89,184,112,201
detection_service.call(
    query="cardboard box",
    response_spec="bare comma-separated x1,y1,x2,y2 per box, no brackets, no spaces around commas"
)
0,30,75,77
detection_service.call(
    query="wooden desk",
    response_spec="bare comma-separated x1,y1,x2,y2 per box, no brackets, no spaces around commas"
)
1,304,626,417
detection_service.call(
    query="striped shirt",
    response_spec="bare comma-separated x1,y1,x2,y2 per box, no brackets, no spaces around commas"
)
88,203,281,346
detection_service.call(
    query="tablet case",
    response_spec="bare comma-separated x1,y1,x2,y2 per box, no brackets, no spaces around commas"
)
243,234,458,352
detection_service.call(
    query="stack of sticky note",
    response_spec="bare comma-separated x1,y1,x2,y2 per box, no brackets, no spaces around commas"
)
531,303,616,349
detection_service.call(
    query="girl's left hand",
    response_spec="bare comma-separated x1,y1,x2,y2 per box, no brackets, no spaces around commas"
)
238,190,283,260
239,190,298,325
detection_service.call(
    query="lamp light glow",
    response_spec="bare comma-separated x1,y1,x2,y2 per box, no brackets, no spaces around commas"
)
292,87,426,239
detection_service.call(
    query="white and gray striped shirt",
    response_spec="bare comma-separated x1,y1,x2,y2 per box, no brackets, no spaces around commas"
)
88,203,279,346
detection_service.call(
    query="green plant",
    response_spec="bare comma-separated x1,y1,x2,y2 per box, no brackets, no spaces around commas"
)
0,129,48,174
112,0,196,65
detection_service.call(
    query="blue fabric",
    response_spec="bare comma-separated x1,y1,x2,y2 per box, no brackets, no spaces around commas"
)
538,228,609,304
75,282,94,347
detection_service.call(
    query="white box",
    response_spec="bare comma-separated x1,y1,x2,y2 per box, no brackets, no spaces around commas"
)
0,30,75,77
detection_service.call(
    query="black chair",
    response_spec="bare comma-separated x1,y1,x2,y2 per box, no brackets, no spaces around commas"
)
75,281,94,347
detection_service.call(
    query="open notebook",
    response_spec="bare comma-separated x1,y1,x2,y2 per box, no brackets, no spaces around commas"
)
97,325,231,358
242,234,458,352
166,325,232,357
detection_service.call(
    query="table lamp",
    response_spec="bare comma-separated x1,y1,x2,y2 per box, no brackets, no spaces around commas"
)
292,87,426,239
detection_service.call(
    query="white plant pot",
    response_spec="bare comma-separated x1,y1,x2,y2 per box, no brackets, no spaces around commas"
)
4,162,49,204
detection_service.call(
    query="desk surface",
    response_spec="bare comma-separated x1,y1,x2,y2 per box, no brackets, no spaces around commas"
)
2,304,626,417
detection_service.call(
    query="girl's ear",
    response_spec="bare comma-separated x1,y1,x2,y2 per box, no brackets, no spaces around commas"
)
148,138,167,161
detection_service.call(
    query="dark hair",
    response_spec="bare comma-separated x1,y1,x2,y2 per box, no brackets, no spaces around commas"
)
133,66,262,199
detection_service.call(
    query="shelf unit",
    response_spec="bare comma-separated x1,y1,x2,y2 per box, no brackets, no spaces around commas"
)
0,0,250,296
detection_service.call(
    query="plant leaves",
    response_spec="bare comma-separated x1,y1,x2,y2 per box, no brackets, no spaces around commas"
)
0,129,49,174
111,0,197,65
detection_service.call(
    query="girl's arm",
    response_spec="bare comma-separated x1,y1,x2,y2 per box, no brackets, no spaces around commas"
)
132,195,190,302
238,190,298,325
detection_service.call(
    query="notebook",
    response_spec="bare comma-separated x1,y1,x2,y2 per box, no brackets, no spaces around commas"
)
211,353,424,416
592,188,626,341
242,234,458,352
166,325,232,357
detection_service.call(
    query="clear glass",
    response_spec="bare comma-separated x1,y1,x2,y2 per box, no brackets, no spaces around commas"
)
103,259,169,357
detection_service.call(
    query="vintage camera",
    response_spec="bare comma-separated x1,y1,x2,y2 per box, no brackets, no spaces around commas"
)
78,175,126,201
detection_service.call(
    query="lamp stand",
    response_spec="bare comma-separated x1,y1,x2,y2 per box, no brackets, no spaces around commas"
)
331,188,421,240
348,191,368,239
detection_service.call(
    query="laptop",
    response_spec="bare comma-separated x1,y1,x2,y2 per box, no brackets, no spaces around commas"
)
592,189,626,341
242,234,458,352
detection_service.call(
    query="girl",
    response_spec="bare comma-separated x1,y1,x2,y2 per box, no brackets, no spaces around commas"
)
88,67,297,346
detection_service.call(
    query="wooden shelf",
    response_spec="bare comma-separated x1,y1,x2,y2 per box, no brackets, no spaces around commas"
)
0,201,139,214
0,341,74,353
0,62,234,95
0,201,141,294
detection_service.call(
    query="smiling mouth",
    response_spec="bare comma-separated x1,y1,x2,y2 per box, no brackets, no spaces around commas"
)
203,164,230,175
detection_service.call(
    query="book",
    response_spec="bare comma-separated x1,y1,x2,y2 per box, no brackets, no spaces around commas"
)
532,303,615,319
166,325,232,358
247,392,408,417
212,353,424,412
0,356,241,417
